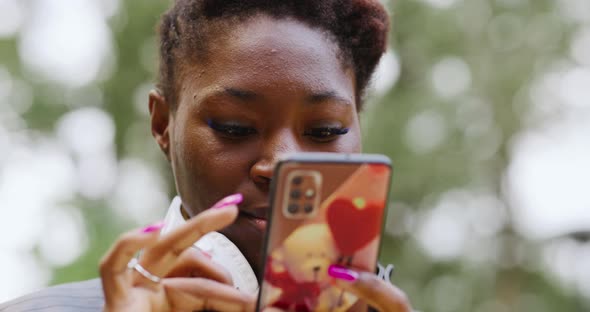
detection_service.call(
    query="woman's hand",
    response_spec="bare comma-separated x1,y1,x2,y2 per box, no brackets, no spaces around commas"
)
99,199,256,312
328,266,412,312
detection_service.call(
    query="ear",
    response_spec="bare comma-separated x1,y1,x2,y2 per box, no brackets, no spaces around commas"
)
149,90,171,161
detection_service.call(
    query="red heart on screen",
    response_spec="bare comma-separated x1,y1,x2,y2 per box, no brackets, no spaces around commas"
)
326,198,383,255
368,163,389,175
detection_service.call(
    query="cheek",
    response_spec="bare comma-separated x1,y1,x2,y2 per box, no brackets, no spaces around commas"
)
335,125,362,153
171,120,254,209
350,129,362,152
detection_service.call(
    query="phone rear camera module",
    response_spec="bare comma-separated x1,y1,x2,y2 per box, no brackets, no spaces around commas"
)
290,189,301,199
287,204,299,214
284,170,321,219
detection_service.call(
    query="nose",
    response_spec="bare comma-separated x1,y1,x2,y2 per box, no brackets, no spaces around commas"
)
249,129,301,186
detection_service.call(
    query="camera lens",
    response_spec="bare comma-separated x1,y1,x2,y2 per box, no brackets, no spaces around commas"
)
304,204,313,214
290,189,301,199
288,203,299,214
292,176,303,185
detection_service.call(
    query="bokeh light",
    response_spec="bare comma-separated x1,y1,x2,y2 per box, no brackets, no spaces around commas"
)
0,0,588,309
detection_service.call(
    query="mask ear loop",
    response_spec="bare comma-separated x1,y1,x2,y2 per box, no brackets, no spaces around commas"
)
153,87,165,101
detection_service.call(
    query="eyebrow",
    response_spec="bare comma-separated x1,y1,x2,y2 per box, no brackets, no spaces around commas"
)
222,87,258,101
204,87,353,107
306,91,353,107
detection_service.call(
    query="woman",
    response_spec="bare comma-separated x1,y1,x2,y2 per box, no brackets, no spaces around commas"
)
1,0,412,311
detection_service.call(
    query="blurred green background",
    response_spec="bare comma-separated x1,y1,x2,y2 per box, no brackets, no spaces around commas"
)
1,0,590,311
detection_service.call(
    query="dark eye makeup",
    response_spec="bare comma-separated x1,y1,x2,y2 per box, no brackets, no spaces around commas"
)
207,119,349,142
303,127,349,141
207,119,257,137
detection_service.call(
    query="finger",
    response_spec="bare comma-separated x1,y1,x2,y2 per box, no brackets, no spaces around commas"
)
165,247,233,285
141,202,239,276
160,202,239,251
99,222,165,302
164,277,256,312
329,266,411,312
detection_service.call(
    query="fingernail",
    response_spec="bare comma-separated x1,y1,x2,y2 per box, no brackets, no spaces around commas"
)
211,193,243,209
141,221,165,233
328,265,359,282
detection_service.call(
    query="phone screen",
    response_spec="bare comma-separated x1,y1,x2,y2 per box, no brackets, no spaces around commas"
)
257,153,392,312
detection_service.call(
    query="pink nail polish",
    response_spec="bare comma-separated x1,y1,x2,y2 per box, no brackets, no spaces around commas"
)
141,221,165,233
211,193,243,209
328,265,359,282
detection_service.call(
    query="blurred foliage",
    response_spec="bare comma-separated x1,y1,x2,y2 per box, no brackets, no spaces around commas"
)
1,0,588,310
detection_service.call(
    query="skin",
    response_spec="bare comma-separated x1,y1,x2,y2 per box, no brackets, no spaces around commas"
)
100,14,411,312
150,15,361,272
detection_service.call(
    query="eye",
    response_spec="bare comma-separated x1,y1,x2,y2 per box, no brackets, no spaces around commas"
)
303,126,349,142
207,120,257,138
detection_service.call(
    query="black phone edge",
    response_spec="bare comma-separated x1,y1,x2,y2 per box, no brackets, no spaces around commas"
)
254,152,394,311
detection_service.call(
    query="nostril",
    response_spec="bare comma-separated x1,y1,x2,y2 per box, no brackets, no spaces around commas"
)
252,176,271,194
250,158,274,188
313,266,321,272
253,175,271,185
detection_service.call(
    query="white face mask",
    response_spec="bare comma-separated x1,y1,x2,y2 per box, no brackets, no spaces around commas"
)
161,196,259,295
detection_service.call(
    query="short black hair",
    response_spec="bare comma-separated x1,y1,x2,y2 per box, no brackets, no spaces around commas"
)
157,0,390,110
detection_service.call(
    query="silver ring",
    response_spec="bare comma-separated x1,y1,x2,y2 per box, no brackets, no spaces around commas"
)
127,258,161,283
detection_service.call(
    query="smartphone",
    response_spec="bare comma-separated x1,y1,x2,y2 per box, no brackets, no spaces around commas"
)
257,153,393,312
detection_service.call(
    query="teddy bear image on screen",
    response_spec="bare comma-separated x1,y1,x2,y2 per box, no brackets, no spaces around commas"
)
264,223,356,312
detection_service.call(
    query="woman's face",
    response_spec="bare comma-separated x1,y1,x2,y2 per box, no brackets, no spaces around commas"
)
150,16,361,271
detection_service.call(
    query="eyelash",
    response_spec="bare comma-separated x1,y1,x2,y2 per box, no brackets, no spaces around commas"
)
302,127,349,141
207,120,349,142
207,120,257,137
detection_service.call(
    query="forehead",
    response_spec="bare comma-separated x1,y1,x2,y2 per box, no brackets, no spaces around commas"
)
181,15,355,101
